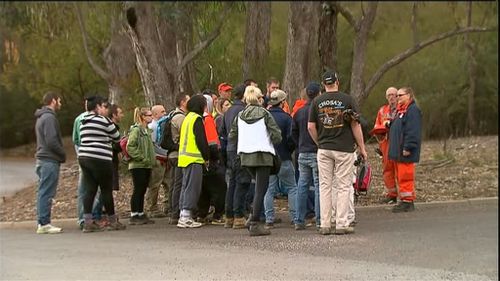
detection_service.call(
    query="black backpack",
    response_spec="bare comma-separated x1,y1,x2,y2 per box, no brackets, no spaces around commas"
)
159,111,183,152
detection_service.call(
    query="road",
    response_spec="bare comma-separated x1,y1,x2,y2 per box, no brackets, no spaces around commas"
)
0,157,36,197
0,199,497,280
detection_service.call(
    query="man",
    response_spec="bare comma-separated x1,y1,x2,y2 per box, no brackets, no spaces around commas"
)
263,77,290,114
218,82,233,101
293,82,321,230
167,93,190,225
34,92,66,234
145,104,170,218
264,89,297,228
370,87,398,204
244,79,258,87
221,84,252,229
308,70,367,236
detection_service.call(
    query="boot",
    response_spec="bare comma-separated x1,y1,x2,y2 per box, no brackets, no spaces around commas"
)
248,221,271,236
224,217,234,229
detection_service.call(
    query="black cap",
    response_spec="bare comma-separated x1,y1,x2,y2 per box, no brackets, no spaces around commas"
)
233,84,247,100
322,71,338,85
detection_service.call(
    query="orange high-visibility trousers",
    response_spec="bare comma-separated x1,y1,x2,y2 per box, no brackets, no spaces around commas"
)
380,138,397,198
394,162,416,202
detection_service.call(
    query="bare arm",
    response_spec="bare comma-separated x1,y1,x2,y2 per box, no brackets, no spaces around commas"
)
307,122,319,146
351,120,367,160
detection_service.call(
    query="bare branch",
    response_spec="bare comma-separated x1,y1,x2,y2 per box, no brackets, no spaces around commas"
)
411,2,418,45
336,3,358,30
177,3,232,75
364,26,496,99
74,3,110,81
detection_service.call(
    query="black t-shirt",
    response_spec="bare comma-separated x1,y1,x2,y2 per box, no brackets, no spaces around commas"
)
308,91,358,153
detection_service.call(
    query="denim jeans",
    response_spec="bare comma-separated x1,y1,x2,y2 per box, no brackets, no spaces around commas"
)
36,159,60,226
295,153,320,226
264,160,297,223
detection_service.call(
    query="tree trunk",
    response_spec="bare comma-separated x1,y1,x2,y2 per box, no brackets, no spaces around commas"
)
348,2,378,109
242,2,271,81
125,2,177,107
282,2,319,104
464,2,477,135
318,1,338,72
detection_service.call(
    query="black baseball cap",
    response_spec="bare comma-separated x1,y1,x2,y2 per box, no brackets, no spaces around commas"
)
322,71,338,85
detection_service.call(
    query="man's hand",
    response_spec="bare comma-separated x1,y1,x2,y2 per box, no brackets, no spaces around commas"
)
402,150,411,157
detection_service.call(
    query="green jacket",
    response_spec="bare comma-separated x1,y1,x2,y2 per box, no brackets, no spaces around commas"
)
229,105,282,167
126,124,155,170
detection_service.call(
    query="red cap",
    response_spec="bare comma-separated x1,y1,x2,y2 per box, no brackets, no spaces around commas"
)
218,82,233,92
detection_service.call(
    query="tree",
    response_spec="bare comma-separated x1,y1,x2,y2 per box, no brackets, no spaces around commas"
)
242,2,271,81
74,3,136,105
335,1,496,107
318,1,339,72
124,2,231,107
282,2,320,103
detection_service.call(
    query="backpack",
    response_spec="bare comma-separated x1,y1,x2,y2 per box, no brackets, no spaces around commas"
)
159,110,183,153
119,124,138,163
353,159,372,197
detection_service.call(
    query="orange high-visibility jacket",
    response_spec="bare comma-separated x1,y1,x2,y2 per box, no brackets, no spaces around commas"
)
203,112,220,147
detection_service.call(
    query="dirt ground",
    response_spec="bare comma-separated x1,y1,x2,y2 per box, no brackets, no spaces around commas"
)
0,135,497,222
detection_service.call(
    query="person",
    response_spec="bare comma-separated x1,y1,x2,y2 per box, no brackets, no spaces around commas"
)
293,82,321,230
196,95,227,225
388,87,422,212
220,84,252,229
91,104,124,226
370,87,398,204
244,78,258,87
203,89,220,118
78,96,125,232
218,82,233,101
145,104,170,218
167,93,190,225
34,92,66,234
177,94,210,228
291,87,308,118
127,107,156,225
264,89,297,228
308,70,367,236
263,77,290,114
229,85,282,236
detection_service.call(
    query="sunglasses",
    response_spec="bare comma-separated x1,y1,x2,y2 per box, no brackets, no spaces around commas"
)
396,93,409,97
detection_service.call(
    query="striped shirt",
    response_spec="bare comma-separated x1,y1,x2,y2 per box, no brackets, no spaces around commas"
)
78,113,120,161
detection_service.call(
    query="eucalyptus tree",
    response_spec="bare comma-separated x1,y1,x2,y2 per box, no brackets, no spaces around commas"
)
242,2,271,81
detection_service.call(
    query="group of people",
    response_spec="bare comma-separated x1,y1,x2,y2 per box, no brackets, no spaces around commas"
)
33,70,422,237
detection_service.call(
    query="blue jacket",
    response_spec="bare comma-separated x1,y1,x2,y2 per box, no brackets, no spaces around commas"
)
221,100,246,152
292,102,317,154
388,101,422,163
269,106,295,161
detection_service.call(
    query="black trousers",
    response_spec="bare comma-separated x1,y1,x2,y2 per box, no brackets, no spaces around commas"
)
79,157,115,216
246,166,271,222
130,168,151,213
197,166,227,219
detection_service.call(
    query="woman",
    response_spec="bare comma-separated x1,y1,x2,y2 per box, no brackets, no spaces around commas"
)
388,87,422,213
127,107,156,224
215,97,231,160
78,95,125,232
229,86,282,236
177,94,210,228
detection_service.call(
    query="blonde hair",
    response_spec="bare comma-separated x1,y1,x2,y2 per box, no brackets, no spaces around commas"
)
133,107,151,125
399,87,418,104
243,85,263,105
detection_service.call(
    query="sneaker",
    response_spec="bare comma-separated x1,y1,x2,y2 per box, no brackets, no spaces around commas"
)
294,224,306,231
392,201,415,213
177,217,202,228
148,210,167,218
334,226,355,235
224,218,234,229
264,222,274,229
106,221,126,231
140,214,155,224
232,217,246,229
129,214,155,225
82,222,104,233
305,218,316,227
211,218,225,226
36,224,63,234
319,227,331,235
248,222,271,236
96,218,110,228
379,197,398,204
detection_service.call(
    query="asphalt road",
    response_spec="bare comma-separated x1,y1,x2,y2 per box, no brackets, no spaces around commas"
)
0,157,37,197
0,199,497,280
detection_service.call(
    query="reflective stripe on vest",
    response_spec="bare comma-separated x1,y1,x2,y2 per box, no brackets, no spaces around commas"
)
178,112,204,167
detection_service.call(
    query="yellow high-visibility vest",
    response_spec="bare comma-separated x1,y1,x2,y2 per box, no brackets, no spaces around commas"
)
178,112,204,167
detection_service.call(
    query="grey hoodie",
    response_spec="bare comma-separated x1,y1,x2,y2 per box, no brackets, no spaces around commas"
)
34,106,66,163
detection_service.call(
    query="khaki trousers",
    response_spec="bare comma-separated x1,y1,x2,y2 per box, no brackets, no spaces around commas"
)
145,159,171,213
317,149,356,229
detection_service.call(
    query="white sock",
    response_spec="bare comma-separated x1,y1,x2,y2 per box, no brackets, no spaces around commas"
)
180,209,190,218
131,212,139,217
